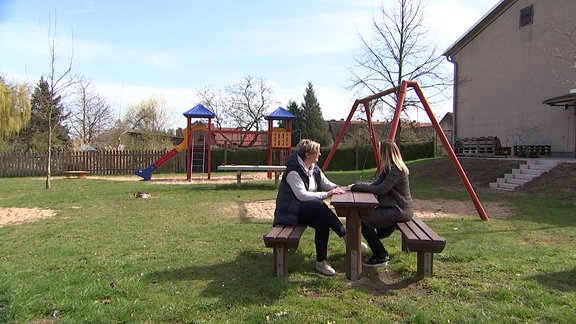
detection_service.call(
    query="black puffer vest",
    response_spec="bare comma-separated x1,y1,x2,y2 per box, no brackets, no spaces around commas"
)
273,152,322,226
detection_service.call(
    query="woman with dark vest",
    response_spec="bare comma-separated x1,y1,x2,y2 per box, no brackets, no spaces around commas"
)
351,140,414,268
273,139,346,276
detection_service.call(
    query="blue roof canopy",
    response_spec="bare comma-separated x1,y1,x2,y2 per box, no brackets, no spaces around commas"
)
266,107,295,120
183,104,216,118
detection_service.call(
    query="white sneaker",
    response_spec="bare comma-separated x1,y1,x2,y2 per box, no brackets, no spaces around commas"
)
361,242,369,252
315,261,336,276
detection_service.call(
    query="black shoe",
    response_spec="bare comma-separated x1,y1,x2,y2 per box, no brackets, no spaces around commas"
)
362,254,390,268
377,226,395,239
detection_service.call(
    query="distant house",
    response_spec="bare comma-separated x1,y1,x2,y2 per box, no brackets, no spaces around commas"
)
443,0,576,157
436,112,454,156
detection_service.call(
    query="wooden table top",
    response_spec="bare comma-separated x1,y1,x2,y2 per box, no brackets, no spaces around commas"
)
330,190,378,208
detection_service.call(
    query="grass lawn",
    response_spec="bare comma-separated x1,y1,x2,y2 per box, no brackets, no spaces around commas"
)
0,157,575,323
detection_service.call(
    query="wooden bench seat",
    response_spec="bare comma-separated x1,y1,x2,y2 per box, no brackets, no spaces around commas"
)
396,216,446,277
64,171,89,178
263,225,307,277
217,165,286,188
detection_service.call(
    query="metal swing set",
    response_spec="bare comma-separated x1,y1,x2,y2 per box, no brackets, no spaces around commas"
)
322,80,490,221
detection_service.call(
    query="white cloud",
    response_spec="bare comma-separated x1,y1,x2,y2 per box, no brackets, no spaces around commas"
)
93,81,196,129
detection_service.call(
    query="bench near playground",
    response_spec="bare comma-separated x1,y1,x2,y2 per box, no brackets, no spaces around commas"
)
217,164,286,188
63,170,90,178
263,216,446,278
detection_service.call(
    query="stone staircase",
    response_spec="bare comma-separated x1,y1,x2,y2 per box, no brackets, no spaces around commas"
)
489,159,559,191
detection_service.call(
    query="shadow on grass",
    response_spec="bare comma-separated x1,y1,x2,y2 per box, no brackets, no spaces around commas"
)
531,268,576,292
143,250,309,306
327,251,423,294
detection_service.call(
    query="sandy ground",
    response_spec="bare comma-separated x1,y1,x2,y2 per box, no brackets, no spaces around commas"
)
0,172,513,227
241,198,513,220
0,208,57,227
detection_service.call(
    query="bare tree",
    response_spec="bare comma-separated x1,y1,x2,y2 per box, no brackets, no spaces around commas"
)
196,87,228,129
42,12,77,189
349,0,450,121
226,75,274,132
194,76,276,146
68,78,115,147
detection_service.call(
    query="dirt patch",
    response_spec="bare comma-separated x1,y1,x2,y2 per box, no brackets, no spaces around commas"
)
89,173,269,185
0,208,56,227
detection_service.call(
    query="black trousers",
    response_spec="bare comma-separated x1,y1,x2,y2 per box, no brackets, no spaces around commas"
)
361,224,387,258
298,199,346,262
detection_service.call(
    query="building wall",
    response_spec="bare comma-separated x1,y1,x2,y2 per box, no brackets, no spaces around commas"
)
451,0,576,156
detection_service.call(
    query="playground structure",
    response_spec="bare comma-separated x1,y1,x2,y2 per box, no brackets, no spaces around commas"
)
134,81,489,221
322,80,490,221
134,104,295,181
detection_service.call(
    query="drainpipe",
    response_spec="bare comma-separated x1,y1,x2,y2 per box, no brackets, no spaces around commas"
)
446,55,458,143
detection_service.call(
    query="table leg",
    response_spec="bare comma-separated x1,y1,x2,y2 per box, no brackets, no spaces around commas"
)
274,171,280,189
345,212,362,280
236,171,242,187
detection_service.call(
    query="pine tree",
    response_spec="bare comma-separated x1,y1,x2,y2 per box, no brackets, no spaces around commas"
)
300,82,331,146
14,77,70,152
285,100,303,145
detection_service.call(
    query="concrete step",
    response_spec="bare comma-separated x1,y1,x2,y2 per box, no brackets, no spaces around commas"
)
501,176,530,185
508,171,535,181
494,181,520,190
524,163,553,171
528,159,559,166
491,159,561,191
516,166,546,176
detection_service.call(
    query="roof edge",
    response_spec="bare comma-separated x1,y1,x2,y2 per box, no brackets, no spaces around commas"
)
443,0,516,58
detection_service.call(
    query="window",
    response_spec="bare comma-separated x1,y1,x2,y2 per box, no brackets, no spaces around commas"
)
519,5,534,27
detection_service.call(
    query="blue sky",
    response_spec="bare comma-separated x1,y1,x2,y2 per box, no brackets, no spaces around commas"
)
0,0,499,129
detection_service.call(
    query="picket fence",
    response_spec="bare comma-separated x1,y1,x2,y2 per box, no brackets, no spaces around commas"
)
0,150,188,177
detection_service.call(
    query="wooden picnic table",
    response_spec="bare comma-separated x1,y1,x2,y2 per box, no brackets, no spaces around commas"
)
331,189,378,280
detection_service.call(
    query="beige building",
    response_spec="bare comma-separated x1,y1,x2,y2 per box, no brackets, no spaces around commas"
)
443,0,576,157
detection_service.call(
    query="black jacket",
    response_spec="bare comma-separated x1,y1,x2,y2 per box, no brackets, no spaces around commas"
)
273,152,322,226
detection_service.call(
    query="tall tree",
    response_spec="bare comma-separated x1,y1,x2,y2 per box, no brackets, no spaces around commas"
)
40,12,77,189
285,100,303,145
15,77,70,152
0,78,31,150
68,78,115,148
123,95,170,133
115,95,173,150
300,82,331,146
349,0,450,121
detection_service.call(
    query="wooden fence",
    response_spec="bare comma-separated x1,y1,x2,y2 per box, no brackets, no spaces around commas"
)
0,150,188,177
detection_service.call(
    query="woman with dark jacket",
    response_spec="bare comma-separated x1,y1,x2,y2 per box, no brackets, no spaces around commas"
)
351,140,414,268
273,139,346,276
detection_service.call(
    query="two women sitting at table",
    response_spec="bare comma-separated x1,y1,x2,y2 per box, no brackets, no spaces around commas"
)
273,139,346,276
273,138,414,275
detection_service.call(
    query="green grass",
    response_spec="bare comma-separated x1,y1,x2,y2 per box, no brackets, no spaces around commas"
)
0,162,575,323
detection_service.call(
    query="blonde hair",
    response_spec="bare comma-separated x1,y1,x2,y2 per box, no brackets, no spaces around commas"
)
379,140,409,174
297,139,321,159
